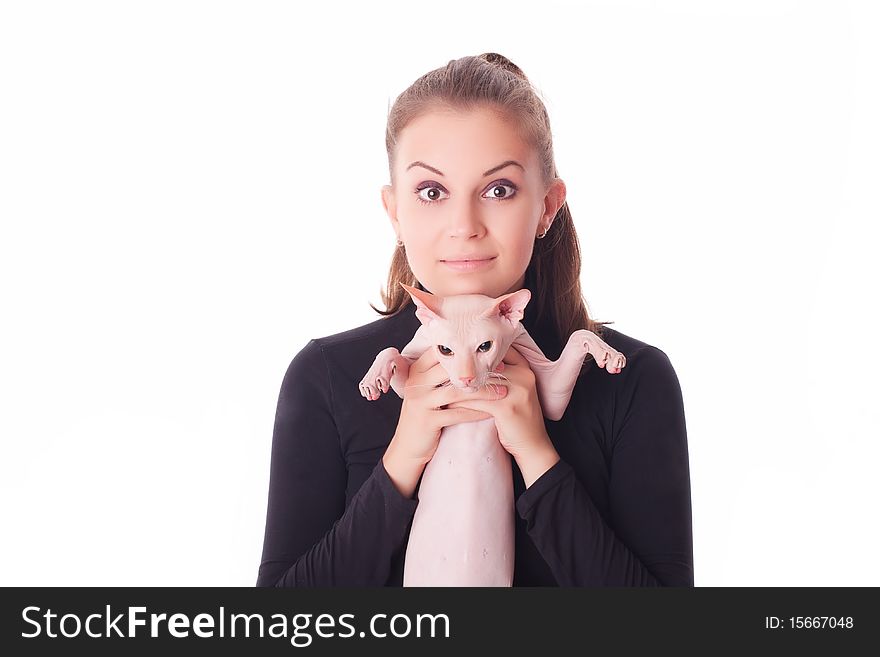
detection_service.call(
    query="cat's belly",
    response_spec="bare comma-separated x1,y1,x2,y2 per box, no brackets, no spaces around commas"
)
403,417,515,587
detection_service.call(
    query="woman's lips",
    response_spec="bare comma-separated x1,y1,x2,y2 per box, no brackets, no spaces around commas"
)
440,257,496,271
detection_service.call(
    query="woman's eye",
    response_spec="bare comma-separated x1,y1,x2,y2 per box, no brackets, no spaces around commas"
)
485,183,517,201
416,186,449,205
414,180,518,206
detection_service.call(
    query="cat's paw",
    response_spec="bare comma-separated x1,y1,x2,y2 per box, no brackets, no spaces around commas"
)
595,349,627,374
358,361,397,401
571,329,627,374
359,374,388,401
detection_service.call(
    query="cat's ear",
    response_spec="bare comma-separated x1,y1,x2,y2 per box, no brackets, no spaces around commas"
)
400,282,445,326
480,288,531,325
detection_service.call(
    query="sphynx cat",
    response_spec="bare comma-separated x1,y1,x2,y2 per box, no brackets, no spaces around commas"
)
358,283,627,586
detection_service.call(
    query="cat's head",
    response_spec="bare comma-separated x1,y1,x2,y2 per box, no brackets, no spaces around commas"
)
401,282,530,392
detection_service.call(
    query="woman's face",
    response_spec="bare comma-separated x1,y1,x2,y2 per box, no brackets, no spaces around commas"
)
382,106,566,299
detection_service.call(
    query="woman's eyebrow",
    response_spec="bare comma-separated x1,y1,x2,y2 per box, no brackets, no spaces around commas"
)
405,160,524,177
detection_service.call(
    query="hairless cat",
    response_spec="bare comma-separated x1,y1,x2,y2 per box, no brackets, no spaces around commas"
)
359,283,626,586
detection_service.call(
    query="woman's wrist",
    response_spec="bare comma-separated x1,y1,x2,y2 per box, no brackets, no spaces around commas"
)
382,440,428,499
514,442,561,489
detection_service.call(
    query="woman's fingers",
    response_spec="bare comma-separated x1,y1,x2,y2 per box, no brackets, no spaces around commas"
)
409,348,439,375
436,381,507,406
429,362,455,387
439,407,493,425
502,346,526,364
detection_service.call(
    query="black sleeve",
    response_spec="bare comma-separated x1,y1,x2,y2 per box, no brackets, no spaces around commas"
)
256,339,419,587
515,346,694,586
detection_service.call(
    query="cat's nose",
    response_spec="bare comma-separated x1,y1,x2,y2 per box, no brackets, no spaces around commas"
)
459,376,475,386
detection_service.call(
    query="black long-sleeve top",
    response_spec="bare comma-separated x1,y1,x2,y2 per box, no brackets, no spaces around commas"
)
256,299,694,587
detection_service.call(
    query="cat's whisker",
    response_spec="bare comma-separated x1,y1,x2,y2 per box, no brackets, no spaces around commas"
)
479,376,511,396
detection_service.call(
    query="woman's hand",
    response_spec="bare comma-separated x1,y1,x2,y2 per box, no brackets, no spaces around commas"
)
446,345,558,467
388,347,508,465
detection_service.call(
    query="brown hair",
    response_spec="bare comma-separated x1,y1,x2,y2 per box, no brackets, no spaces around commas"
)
370,53,613,366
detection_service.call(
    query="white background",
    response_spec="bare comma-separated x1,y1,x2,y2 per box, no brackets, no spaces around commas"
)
1,0,877,586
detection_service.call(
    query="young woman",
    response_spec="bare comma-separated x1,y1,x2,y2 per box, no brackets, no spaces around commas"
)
256,53,694,587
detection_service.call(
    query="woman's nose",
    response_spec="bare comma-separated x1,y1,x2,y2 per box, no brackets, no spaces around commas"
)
448,202,484,237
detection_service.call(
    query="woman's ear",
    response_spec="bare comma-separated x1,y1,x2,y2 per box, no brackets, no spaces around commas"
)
543,177,566,223
381,184,399,233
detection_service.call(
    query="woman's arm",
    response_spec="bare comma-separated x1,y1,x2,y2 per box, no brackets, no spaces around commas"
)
256,339,419,587
515,346,694,586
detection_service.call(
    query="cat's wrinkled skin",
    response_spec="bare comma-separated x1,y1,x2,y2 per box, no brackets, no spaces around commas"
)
358,283,626,586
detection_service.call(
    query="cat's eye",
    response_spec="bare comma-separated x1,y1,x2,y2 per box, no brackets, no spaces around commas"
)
437,345,453,356
477,341,492,353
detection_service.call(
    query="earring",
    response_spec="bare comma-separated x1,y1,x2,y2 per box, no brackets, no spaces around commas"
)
537,226,549,239
396,238,404,247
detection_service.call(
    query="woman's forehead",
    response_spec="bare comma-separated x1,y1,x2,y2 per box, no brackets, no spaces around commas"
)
400,107,526,148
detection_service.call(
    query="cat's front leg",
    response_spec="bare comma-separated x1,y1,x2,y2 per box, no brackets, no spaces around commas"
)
359,347,413,400
570,329,627,373
555,329,627,385
533,330,625,417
